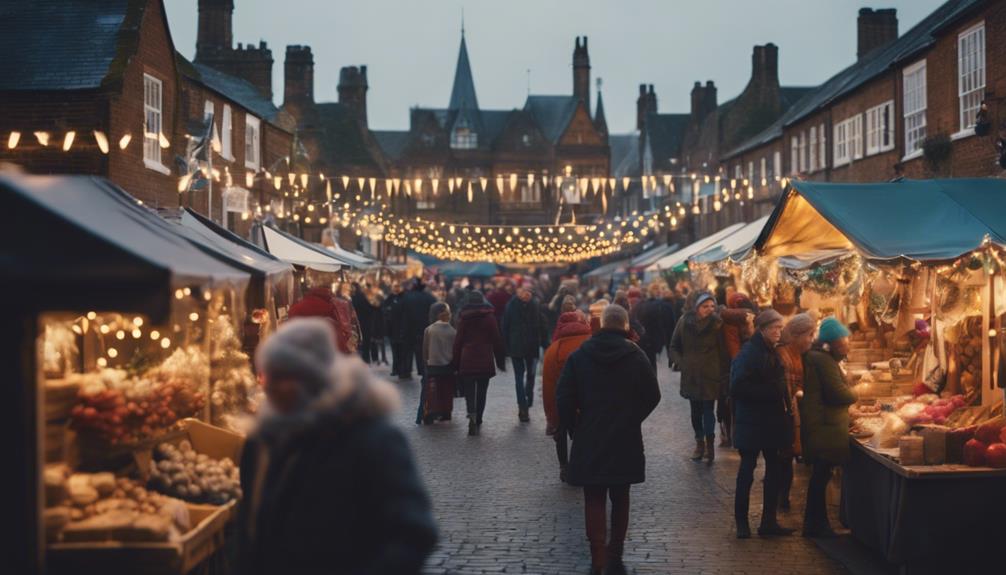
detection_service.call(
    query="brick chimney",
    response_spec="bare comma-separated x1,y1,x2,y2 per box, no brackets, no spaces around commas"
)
196,0,233,59
338,66,369,127
636,84,657,131
690,81,717,124
573,36,591,114
283,45,314,116
857,8,898,60
751,43,779,87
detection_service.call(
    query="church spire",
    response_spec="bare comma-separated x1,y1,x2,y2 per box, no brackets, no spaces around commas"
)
593,78,608,137
448,31,478,111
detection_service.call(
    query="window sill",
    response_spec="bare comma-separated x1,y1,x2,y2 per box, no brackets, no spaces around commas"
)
951,128,975,141
244,161,260,171
221,153,235,163
901,149,924,162
143,158,171,175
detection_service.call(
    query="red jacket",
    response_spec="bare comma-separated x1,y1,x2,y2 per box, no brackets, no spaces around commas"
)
543,312,592,432
452,303,507,378
288,287,360,354
486,289,512,325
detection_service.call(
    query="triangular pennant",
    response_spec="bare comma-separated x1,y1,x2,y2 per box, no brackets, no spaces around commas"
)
404,181,412,197
357,177,365,191
622,176,630,191
415,178,423,195
466,182,473,203
300,173,309,188
591,177,600,195
527,173,535,187
662,174,671,188
608,178,615,192
368,177,376,196
479,177,487,192
432,178,439,196
601,190,608,214
385,179,394,195
509,173,518,192
341,175,350,190
287,173,296,186
448,178,455,194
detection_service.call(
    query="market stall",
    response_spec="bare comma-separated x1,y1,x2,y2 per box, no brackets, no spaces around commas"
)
750,178,1006,569
644,221,747,281
687,216,769,293
1,173,253,575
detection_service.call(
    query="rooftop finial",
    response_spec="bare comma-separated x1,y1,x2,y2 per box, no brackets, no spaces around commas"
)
596,77,602,91
461,6,465,37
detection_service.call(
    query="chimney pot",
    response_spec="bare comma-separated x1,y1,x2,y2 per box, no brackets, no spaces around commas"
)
857,8,898,61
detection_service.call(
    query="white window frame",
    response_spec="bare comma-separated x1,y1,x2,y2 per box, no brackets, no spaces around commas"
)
866,100,895,155
790,137,799,175
244,115,261,170
809,126,818,172
798,132,807,172
142,73,168,174
956,21,985,136
818,123,827,169
760,157,767,181
902,60,927,159
221,105,233,160
834,115,864,167
851,114,863,160
734,164,742,179
834,119,850,167
773,151,781,179
747,161,754,182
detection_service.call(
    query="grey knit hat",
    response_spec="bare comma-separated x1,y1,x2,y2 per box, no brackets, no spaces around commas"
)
256,318,337,398
783,313,816,338
755,309,785,330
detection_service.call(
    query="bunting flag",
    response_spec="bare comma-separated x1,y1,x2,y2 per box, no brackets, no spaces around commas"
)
509,173,518,192
601,190,608,214
368,177,376,197
622,176,630,191
591,177,600,195
555,175,564,190
385,179,394,195
466,182,473,203
495,176,504,196
273,176,282,190
527,173,535,187
662,174,671,188
392,178,401,194
341,175,350,190
448,178,455,194
326,180,333,202
404,180,412,197
431,178,439,196
542,175,550,187
287,173,296,186
415,178,423,195
608,177,616,192
357,177,365,192
479,176,487,192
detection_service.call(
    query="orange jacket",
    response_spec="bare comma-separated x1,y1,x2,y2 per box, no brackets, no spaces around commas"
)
542,313,591,433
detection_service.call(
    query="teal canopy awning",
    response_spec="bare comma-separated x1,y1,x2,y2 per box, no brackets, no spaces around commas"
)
756,179,1006,262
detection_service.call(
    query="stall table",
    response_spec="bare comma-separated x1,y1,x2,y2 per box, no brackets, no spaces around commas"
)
840,439,1006,571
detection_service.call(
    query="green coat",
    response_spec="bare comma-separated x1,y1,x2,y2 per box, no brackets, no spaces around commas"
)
799,349,857,464
670,313,730,401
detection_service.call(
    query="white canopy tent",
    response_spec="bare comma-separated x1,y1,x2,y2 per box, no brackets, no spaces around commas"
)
689,216,770,264
260,225,343,273
644,222,747,279
326,244,376,268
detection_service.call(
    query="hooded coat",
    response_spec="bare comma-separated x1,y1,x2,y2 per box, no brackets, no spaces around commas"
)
401,283,437,340
453,300,507,378
799,347,857,464
502,296,549,358
633,297,669,354
288,287,360,354
556,329,661,486
670,312,730,401
542,312,592,432
237,358,437,575
730,331,793,451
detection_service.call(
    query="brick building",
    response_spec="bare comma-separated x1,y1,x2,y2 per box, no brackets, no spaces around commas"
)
373,33,611,226
714,0,1005,237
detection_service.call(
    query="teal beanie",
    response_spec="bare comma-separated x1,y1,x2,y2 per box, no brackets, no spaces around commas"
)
817,317,850,343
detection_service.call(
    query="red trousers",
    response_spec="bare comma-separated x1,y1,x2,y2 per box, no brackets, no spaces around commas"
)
583,484,630,570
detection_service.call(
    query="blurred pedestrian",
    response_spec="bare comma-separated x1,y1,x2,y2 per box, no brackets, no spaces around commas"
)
383,282,406,376
368,285,387,366
799,317,856,538
288,279,359,355
542,299,591,482
718,292,757,447
777,313,816,511
503,286,549,422
453,290,507,435
238,318,437,574
557,304,661,575
487,280,514,329
421,302,457,424
658,283,678,361
670,291,730,463
632,282,668,370
730,310,796,539
400,279,437,380
351,283,374,363
588,299,609,334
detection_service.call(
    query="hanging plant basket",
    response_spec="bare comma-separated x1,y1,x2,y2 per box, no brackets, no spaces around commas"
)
922,133,952,174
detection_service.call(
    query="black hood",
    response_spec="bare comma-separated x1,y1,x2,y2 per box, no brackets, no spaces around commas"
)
577,328,640,365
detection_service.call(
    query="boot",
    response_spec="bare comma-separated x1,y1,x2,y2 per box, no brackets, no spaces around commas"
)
758,523,796,537
559,464,568,484
690,439,705,461
603,556,627,575
468,416,478,436
589,544,607,575
518,407,530,423
736,519,752,539
704,435,716,463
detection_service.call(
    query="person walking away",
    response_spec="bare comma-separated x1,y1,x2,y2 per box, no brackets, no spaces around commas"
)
369,286,388,366
400,279,436,380
288,279,358,355
487,280,514,329
632,283,668,370
383,282,406,376
452,291,507,435
799,317,856,538
613,292,644,344
557,304,661,575
351,283,374,363
730,310,796,539
658,283,678,362
421,302,457,423
776,313,816,511
503,286,549,422
670,291,730,463
237,318,437,574
542,298,591,482
718,292,757,447
588,299,609,334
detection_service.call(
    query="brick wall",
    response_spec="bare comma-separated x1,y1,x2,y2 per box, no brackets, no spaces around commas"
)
0,93,109,177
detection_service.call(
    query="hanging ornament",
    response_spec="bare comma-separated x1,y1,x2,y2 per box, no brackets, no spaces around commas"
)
496,176,504,195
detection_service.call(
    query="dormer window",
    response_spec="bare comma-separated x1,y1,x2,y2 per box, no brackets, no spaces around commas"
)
450,116,477,149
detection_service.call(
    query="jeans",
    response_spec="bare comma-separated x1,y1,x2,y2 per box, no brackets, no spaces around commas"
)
464,377,490,424
689,399,716,438
584,485,631,571
512,356,538,409
804,461,835,532
735,448,781,527
400,334,424,378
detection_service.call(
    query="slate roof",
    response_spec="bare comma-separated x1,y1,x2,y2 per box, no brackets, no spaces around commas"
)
373,130,411,162
724,0,982,160
609,134,640,178
594,91,608,133
448,34,479,111
0,0,152,91
175,54,290,131
314,103,386,173
644,113,689,171
524,95,580,144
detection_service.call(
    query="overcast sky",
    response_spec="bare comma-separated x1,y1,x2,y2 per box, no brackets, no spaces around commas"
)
166,0,946,133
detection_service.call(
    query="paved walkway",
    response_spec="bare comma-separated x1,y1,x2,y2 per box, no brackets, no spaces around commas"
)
382,359,849,575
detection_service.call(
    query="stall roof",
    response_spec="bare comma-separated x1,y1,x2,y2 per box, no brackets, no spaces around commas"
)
0,173,249,321
325,244,376,268
648,223,748,272
260,225,344,273
438,261,499,278
690,216,770,264
755,179,1006,262
583,257,631,279
630,243,679,269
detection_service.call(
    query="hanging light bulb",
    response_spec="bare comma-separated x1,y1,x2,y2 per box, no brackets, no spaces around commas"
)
7,131,20,149
34,131,50,146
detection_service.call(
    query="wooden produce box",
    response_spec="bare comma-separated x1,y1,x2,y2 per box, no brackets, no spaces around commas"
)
47,501,234,575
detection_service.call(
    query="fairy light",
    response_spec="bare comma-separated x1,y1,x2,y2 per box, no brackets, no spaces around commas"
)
107,347,118,359
189,312,199,322
132,317,143,327
86,311,97,320
132,328,142,339
161,337,171,349
7,131,20,149
99,324,110,334
96,357,107,368
150,330,160,340
115,330,125,340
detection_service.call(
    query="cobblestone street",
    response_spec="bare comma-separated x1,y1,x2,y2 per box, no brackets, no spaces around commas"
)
382,360,849,575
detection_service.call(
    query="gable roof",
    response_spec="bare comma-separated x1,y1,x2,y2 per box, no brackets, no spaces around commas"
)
524,95,580,144
644,112,689,171
724,0,982,160
448,34,479,111
0,0,168,92
175,54,291,131
609,134,641,178
373,130,411,162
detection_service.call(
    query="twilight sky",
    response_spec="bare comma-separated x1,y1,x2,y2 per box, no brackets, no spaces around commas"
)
166,0,946,133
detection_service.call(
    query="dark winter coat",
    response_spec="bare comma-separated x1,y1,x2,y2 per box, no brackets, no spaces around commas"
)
729,331,793,451
556,329,661,486
799,348,857,464
237,360,436,575
658,297,678,350
382,292,405,342
502,296,549,358
401,285,436,340
452,302,507,378
669,312,731,401
352,290,373,332
633,297,668,354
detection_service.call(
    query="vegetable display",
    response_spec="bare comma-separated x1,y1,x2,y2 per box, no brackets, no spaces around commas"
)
147,440,242,504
